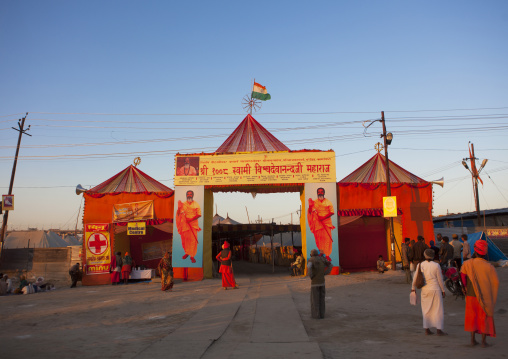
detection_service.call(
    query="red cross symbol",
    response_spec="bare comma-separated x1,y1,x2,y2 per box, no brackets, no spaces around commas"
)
88,233,108,255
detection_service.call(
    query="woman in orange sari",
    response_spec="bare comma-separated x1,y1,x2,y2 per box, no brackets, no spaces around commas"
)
157,252,174,291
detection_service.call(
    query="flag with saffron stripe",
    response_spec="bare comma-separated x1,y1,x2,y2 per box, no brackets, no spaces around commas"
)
251,82,271,101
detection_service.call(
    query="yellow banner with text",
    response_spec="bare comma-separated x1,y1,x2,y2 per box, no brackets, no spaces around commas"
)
174,151,336,186
128,222,146,235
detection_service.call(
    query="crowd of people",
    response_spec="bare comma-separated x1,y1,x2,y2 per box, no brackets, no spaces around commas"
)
406,234,499,348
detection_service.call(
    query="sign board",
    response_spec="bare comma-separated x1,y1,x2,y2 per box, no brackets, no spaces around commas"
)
84,223,111,275
112,200,154,222
383,196,398,217
2,195,14,211
174,151,336,186
172,186,204,268
127,222,146,235
304,183,340,266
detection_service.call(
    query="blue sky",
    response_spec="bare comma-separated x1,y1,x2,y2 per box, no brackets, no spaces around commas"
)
1,1,507,230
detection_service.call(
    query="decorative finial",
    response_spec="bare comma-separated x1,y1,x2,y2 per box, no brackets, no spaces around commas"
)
134,157,141,167
242,94,262,114
375,142,384,153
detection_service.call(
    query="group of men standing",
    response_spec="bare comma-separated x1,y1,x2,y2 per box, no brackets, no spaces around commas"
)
401,233,472,284
403,233,499,348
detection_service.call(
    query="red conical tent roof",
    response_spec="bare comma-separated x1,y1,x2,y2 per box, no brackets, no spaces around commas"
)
339,153,427,184
88,165,173,194
216,114,289,153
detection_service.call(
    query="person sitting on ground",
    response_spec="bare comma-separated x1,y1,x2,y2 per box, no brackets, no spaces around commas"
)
0,275,7,296
14,275,28,294
291,252,304,276
377,255,388,273
3,274,13,294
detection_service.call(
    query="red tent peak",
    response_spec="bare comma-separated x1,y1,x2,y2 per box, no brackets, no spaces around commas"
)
216,114,289,153
339,153,427,184
88,165,173,194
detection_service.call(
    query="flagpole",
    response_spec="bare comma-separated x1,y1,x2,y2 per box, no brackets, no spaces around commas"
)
250,78,255,115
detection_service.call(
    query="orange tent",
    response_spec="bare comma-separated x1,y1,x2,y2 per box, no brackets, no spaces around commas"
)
81,165,174,285
337,153,434,272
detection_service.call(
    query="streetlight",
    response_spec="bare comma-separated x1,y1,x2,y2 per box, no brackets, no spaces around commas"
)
364,112,396,270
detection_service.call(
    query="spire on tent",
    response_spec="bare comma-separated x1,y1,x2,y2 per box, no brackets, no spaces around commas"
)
89,165,173,194
339,153,427,184
216,114,289,153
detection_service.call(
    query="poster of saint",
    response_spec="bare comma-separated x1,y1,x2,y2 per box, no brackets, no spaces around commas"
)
304,182,339,266
172,186,204,268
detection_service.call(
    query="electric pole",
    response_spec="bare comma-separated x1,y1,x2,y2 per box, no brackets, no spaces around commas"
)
0,113,31,265
462,142,487,227
380,111,396,271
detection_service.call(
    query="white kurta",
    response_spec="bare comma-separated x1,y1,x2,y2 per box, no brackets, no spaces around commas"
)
412,260,445,329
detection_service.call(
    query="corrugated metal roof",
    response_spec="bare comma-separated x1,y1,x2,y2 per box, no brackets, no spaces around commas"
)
433,207,508,222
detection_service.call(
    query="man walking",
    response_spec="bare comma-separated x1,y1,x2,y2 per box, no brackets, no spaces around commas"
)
462,234,471,261
439,236,454,269
307,249,332,319
411,236,429,266
401,238,411,283
461,240,499,347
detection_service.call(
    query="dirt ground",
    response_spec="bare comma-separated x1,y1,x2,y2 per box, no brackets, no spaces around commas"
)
1,262,507,359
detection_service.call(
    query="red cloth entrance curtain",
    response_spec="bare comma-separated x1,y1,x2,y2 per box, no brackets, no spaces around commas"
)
337,183,434,244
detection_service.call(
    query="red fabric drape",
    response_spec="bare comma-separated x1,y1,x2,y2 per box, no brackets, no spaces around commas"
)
337,183,434,243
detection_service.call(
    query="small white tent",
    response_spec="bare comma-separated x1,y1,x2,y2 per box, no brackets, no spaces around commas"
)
256,232,302,247
3,230,69,248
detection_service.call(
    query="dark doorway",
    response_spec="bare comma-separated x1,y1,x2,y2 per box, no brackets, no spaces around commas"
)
338,217,387,272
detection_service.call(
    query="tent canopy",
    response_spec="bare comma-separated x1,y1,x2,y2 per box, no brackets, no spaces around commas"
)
467,232,508,262
256,231,302,247
340,153,427,184
216,114,290,153
4,230,69,248
88,165,173,194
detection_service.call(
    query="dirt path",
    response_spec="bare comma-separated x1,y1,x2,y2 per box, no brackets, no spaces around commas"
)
0,262,506,358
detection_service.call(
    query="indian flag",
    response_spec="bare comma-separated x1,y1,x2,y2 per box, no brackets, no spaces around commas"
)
251,82,271,101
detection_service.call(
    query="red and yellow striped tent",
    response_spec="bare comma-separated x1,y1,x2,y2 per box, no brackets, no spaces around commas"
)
337,153,434,271
82,165,174,285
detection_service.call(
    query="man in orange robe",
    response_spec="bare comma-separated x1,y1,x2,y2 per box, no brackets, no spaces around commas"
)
308,187,335,262
176,190,201,264
461,239,499,348
176,157,198,176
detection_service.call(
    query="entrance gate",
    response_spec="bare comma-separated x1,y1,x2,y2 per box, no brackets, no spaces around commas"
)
171,150,340,279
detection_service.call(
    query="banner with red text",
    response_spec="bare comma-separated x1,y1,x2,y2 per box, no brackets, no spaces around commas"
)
85,223,111,275
174,151,336,186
